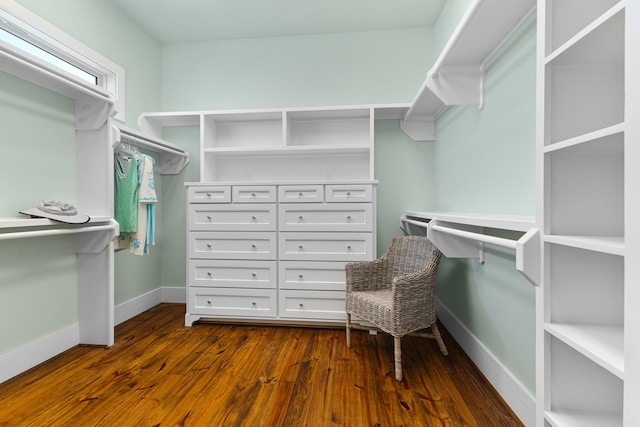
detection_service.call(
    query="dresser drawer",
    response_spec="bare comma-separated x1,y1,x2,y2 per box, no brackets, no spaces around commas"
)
279,232,373,261
189,260,277,289
189,204,276,231
188,185,231,203
278,185,324,203
279,261,347,291
189,288,277,318
278,290,346,321
190,232,277,260
232,185,276,203
325,184,372,203
278,203,372,232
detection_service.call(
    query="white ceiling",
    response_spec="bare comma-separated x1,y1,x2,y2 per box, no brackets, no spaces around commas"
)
109,0,447,44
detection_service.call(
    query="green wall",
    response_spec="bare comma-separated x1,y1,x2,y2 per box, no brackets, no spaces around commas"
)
433,15,537,394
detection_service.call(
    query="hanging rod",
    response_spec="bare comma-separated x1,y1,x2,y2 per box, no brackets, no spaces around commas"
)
0,221,117,241
114,125,188,157
430,224,517,250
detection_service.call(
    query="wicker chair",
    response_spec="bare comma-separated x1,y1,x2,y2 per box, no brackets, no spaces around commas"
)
345,235,448,381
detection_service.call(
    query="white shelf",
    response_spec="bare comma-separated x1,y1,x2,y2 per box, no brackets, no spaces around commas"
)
204,144,370,156
544,235,624,256
401,0,535,141
545,409,622,427
543,123,624,153
402,211,535,232
545,323,624,378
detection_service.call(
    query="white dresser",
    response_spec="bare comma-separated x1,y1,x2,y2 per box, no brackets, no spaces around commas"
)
139,105,379,326
186,181,375,326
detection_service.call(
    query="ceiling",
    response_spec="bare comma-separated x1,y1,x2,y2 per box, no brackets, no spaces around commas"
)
108,0,447,44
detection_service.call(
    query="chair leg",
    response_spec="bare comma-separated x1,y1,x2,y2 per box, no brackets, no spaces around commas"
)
394,336,402,381
346,313,351,348
431,323,448,356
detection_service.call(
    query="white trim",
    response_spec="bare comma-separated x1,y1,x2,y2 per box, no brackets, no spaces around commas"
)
436,298,535,427
161,287,187,304
114,288,162,325
0,323,79,385
0,0,125,120
114,286,186,325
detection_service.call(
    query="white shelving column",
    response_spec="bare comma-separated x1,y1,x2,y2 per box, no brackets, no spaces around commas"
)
536,1,637,425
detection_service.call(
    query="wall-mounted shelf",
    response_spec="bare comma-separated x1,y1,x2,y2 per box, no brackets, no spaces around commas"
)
400,211,539,286
113,125,190,175
401,0,535,141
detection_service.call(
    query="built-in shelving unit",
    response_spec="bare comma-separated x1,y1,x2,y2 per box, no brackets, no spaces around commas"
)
537,0,636,425
0,34,117,349
400,0,535,141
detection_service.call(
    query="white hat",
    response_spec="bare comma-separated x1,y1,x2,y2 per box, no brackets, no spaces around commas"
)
20,201,90,224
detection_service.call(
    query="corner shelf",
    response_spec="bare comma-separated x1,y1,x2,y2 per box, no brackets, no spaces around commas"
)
401,0,535,141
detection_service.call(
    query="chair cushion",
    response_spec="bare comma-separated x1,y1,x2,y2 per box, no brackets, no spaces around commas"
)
347,289,395,335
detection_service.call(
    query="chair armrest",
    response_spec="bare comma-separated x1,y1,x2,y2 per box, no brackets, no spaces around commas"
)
345,258,390,292
391,268,438,310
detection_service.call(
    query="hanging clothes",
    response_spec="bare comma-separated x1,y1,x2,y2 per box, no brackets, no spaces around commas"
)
114,149,139,233
114,147,158,255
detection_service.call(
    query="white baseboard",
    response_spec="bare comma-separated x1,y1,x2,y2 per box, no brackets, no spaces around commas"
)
0,323,79,385
114,286,185,325
436,298,535,427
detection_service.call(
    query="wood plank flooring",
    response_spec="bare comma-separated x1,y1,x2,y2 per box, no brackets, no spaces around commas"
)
0,303,523,426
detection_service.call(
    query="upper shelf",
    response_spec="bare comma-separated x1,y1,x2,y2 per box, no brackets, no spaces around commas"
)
0,39,113,130
401,0,535,141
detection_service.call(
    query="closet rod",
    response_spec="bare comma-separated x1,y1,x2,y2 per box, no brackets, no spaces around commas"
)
0,223,116,241
402,217,429,229
430,224,517,250
115,125,188,157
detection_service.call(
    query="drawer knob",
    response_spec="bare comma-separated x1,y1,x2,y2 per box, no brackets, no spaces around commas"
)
207,271,212,276
251,215,257,220
347,245,352,250
251,193,256,197
206,193,211,197
299,303,304,308
252,301,257,306
346,191,351,196
252,273,257,277
207,299,212,304
346,215,351,220
251,244,257,249
298,245,303,250
206,215,212,220
206,243,212,248
298,274,303,279
298,192,303,196
298,215,303,221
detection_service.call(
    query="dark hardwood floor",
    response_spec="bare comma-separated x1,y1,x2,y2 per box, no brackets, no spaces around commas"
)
0,303,523,426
